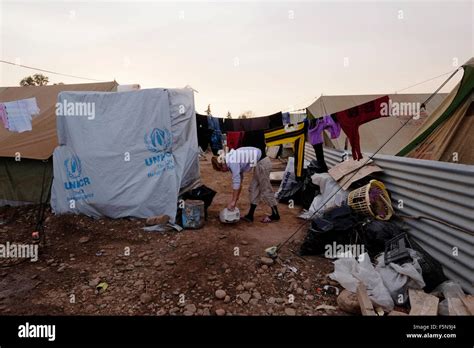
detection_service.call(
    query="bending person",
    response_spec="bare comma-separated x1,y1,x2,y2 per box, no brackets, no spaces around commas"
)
213,146,280,223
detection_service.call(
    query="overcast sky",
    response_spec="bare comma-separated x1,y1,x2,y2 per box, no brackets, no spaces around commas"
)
0,0,472,116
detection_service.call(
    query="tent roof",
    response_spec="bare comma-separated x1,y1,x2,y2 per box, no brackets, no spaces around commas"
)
398,57,474,164
0,81,118,160
307,93,449,155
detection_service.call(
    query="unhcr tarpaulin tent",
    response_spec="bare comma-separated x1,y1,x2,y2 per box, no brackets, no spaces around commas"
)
307,93,448,156
0,82,118,206
397,58,474,164
51,88,200,221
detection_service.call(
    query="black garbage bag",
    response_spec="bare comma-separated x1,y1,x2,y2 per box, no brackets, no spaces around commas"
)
278,160,325,208
406,236,448,292
300,205,359,256
358,219,404,259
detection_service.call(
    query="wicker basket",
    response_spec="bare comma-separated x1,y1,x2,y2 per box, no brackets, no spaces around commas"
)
347,179,393,220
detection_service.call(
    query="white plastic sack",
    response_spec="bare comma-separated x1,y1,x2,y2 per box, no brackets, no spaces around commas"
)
376,249,425,305
300,173,348,220
330,253,394,311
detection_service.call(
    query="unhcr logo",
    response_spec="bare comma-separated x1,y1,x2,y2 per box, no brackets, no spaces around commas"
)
144,128,173,153
144,128,175,177
56,99,95,120
64,154,82,179
63,155,91,191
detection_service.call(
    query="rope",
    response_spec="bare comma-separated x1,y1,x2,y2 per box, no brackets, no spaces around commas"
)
0,59,105,82
397,214,473,236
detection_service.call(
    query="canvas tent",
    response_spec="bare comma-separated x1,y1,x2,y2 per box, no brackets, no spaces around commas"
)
51,88,200,221
398,57,474,165
0,82,118,206
307,93,448,156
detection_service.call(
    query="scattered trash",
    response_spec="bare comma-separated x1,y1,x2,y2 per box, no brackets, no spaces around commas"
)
376,248,425,305
265,246,278,259
432,281,468,316
300,205,357,256
167,223,183,232
384,233,412,265
287,266,298,274
96,282,108,294
323,285,339,296
142,225,167,232
329,253,394,311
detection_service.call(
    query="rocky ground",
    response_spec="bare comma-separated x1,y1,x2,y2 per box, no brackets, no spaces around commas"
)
0,153,348,316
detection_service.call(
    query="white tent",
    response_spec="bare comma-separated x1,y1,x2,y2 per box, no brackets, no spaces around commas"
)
51,88,200,221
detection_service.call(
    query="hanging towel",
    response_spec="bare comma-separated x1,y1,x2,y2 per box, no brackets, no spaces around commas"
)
264,122,306,178
308,115,341,145
334,96,389,160
3,100,33,133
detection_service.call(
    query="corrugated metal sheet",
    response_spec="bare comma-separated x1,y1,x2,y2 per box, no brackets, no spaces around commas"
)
305,143,474,294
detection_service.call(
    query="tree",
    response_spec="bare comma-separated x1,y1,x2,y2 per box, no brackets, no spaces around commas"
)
20,73,49,86
205,104,212,116
239,110,254,119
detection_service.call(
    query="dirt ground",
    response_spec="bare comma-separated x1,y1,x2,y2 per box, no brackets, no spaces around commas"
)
0,152,347,316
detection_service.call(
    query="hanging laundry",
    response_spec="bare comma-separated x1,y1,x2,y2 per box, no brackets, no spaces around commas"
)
0,104,8,129
18,98,40,116
196,113,210,151
226,131,245,150
268,111,284,129
206,115,223,155
242,130,267,159
308,115,341,145
289,112,306,125
245,116,270,131
207,115,221,131
334,96,390,160
313,143,328,173
264,122,306,178
3,97,40,133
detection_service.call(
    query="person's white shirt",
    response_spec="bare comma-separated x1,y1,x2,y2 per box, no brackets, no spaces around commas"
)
225,147,262,189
